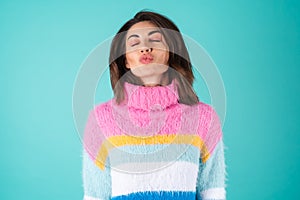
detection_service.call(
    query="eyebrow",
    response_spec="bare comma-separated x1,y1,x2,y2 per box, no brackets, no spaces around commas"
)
127,30,162,40
148,30,161,36
127,34,139,40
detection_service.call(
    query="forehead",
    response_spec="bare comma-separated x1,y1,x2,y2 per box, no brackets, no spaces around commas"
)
127,21,160,35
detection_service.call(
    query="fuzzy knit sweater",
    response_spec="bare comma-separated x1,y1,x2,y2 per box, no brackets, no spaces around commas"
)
82,80,226,200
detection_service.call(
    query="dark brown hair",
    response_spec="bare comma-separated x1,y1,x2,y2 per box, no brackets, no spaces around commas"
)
109,10,199,105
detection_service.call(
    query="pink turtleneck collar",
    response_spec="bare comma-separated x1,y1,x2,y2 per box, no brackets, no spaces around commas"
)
122,80,179,111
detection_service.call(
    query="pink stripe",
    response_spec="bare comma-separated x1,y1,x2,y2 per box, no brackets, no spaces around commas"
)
83,95,222,160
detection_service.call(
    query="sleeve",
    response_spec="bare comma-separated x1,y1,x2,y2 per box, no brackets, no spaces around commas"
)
196,106,226,200
82,110,112,200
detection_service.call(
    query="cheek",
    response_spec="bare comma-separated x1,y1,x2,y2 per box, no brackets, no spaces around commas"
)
125,52,139,67
163,52,169,64
156,50,169,65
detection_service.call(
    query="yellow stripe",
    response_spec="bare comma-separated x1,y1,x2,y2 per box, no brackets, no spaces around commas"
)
95,134,210,170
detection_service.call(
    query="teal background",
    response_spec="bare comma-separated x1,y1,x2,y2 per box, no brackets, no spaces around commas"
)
1,0,299,199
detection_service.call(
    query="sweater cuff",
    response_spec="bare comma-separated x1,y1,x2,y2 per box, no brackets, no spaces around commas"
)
83,195,102,200
200,187,226,200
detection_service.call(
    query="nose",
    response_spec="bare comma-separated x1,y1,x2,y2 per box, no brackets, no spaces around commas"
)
140,47,153,54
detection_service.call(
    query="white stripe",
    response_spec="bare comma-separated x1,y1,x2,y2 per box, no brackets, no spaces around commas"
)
200,188,226,199
111,161,198,196
83,195,101,200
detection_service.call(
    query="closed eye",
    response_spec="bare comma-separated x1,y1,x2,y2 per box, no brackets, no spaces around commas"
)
149,39,161,42
131,42,140,47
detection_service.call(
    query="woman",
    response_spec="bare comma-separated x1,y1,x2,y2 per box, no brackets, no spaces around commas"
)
82,10,226,200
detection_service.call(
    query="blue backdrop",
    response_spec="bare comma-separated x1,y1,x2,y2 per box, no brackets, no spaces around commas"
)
0,0,299,199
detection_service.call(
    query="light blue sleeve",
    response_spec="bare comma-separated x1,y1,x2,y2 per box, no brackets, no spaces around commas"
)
196,106,226,200
196,140,226,200
82,109,112,200
82,148,111,200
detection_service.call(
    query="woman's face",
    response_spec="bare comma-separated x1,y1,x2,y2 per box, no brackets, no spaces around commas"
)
125,21,169,83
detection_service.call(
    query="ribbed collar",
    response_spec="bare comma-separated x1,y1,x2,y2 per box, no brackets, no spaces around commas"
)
122,80,179,111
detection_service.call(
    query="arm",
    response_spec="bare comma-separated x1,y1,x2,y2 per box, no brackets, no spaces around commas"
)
196,106,226,200
82,110,111,200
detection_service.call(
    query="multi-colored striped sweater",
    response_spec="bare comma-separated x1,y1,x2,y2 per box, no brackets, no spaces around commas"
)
82,80,226,200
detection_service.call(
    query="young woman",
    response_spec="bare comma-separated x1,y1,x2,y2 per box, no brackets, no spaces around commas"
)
82,11,226,200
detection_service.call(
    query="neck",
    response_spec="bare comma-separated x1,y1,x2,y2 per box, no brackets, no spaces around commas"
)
140,75,163,87
141,72,170,87
130,64,169,87
143,83,162,87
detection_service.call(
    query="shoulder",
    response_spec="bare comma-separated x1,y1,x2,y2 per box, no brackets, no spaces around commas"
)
177,101,220,133
93,99,114,114
193,101,222,134
86,99,115,127
196,101,219,121
197,101,213,112
178,101,219,122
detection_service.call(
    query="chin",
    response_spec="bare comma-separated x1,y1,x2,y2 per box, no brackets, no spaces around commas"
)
131,63,168,78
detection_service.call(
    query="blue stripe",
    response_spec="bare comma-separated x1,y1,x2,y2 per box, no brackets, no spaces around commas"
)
112,191,196,200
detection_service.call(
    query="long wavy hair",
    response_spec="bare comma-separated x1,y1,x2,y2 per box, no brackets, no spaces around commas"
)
109,10,199,105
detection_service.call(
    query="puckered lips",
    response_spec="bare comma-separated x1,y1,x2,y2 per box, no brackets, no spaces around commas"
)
139,54,154,64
